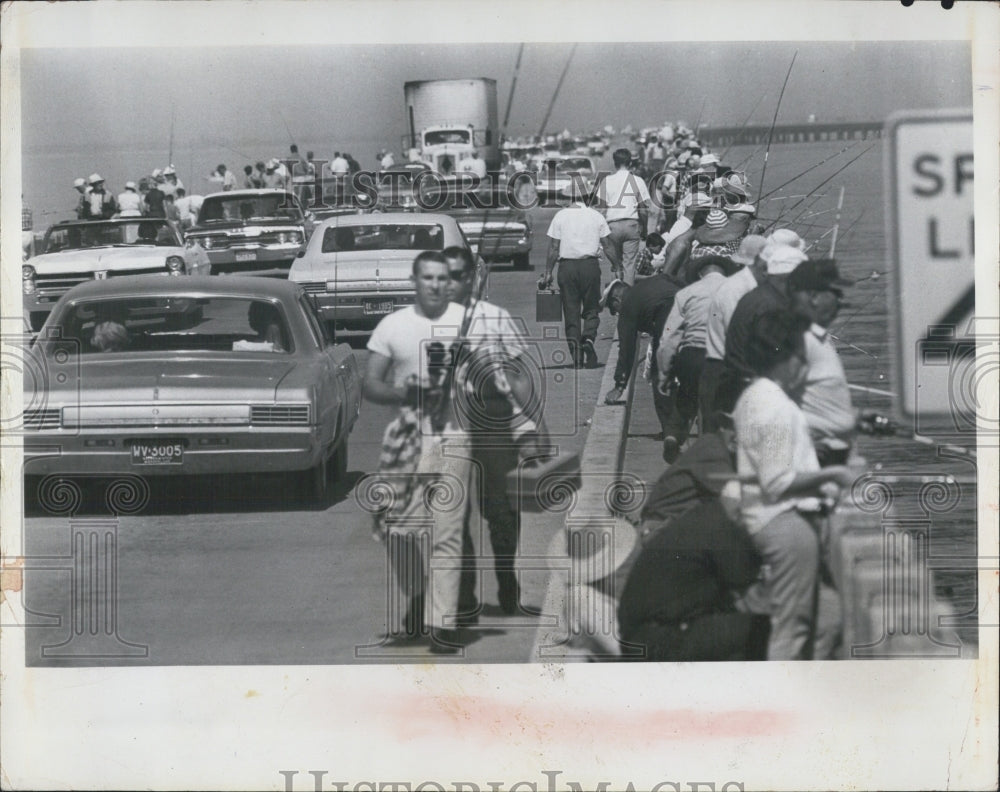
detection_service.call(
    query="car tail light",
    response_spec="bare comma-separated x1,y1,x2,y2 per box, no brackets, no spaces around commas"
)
22,264,36,294
166,256,185,275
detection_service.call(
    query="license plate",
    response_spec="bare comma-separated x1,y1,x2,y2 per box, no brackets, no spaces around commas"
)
364,299,394,315
131,441,183,465
234,250,257,262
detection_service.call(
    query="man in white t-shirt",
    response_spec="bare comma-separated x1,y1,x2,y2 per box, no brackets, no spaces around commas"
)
365,251,472,653
599,148,650,285
538,182,619,368
458,151,488,179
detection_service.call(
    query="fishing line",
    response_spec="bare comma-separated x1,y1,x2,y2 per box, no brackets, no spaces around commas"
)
758,139,862,202
537,43,578,138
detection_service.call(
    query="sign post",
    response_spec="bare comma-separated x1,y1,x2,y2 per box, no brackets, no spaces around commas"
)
885,109,978,438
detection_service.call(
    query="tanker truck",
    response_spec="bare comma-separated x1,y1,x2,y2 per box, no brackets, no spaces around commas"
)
403,78,500,175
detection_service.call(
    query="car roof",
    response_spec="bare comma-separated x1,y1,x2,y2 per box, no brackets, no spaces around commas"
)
315,212,458,230
202,189,295,200
57,275,303,301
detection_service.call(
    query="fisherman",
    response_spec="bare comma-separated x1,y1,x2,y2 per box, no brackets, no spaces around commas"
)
538,179,619,368
700,234,768,432
444,245,550,618
73,177,90,219
733,309,851,660
662,190,713,247
656,254,733,463
243,165,257,189
161,166,184,199
599,147,650,285
786,259,858,465
380,149,396,170
254,161,268,188
618,497,770,662
662,208,750,281
264,160,285,190
174,188,203,229
363,251,474,653
143,175,167,218
116,181,143,217
83,174,118,220
635,232,667,278
212,163,237,191
599,270,683,442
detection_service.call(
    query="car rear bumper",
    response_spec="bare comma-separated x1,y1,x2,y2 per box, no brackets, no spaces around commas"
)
23,427,327,476
303,288,416,328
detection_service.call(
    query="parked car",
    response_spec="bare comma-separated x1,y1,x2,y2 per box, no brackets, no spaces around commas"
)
288,212,475,333
184,189,315,277
22,217,210,332
22,275,362,502
430,184,533,269
536,156,597,200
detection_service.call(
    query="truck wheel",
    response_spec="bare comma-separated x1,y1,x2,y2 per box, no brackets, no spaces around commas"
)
512,253,532,271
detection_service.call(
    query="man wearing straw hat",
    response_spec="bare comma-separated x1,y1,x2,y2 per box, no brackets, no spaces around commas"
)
532,517,639,661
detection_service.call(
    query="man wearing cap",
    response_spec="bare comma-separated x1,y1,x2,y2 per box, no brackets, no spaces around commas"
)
787,259,858,465
539,183,619,368
117,181,143,217
700,234,768,432
83,174,118,220
599,148,650,285
73,177,90,219
264,160,285,190
600,272,683,440
656,255,732,463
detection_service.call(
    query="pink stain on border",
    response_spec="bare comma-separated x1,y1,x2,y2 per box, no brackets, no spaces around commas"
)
384,694,796,743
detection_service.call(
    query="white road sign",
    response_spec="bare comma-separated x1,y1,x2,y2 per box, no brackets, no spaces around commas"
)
885,109,975,423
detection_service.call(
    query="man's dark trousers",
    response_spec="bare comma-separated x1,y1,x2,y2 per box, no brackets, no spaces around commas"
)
556,256,601,361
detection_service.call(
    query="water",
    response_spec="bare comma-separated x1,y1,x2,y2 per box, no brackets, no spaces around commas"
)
20,136,980,646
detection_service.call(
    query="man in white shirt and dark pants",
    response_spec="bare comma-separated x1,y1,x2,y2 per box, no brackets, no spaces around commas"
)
539,182,620,368
599,148,650,286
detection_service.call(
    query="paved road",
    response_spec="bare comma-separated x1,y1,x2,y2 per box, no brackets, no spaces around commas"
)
21,194,626,666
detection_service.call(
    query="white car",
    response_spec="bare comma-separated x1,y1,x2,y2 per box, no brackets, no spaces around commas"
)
288,212,477,333
536,156,597,200
23,217,210,332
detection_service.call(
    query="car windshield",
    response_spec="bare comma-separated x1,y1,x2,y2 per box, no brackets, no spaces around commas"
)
424,129,471,146
197,194,301,224
557,158,593,173
49,296,293,355
44,220,177,252
321,224,444,253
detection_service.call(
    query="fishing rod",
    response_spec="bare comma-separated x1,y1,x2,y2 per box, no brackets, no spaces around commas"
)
693,97,707,135
278,109,296,148
720,92,767,161
502,43,525,131
829,185,846,256
765,143,874,232
758,139,862,202
537,43,577,137
168,103,176,165
734,144,764,171
757,49,798,203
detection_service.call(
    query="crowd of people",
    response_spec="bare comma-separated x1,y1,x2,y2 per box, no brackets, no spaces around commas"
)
362,123,886,662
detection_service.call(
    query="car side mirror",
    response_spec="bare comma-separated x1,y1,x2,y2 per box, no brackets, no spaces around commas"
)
296,250,306,258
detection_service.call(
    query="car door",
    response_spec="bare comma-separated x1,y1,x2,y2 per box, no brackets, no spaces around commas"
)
299,295,360,442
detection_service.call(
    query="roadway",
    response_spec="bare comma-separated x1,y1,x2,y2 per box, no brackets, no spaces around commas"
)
20,196,624,666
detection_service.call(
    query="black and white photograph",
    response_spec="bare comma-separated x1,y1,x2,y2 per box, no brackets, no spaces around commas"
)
1,1,997,790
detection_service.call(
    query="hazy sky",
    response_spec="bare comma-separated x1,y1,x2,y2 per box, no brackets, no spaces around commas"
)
22,40,970,157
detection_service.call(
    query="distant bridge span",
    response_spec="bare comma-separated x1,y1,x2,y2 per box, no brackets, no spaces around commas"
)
698,121,883,147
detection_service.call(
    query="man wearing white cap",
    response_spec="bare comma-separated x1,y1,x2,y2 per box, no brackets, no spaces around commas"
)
700,234,768,431
83,174,118,220
599,148,651,285
73,177,90,219
117,181,143,217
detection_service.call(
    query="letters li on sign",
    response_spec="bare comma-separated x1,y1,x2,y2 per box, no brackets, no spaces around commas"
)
885,109,975,425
